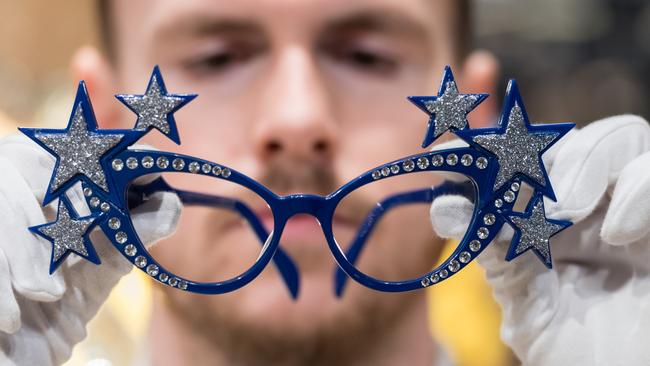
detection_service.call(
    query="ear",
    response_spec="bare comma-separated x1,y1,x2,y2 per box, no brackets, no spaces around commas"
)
70,46,122,129
460,50,500,128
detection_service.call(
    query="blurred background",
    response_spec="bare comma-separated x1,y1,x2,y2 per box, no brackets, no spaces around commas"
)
0,0,647,365
0,0,647,129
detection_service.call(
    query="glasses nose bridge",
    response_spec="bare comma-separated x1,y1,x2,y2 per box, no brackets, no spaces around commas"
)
280,194,327,218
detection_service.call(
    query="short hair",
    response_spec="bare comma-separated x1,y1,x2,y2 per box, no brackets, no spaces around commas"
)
96,0,472,62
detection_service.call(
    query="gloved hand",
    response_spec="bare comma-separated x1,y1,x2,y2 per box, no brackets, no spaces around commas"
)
0,134,181,366
430,115,650,365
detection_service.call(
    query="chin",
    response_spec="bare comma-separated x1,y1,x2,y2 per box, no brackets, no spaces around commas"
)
221,267,351,332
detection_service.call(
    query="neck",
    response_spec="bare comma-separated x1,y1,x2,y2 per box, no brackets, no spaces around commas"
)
148,292,437,366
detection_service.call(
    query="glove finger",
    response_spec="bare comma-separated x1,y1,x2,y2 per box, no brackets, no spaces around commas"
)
601,151,650,245
0,134,56,203
0,250,20,334
0,157,66,301
429,195,473,239
130,191,182,246
429,194,514,242
546,115,650,222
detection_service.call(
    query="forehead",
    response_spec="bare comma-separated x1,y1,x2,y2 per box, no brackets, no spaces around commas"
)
111,0,455,47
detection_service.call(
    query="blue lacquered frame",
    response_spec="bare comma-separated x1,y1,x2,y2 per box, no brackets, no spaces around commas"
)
22,65,574,298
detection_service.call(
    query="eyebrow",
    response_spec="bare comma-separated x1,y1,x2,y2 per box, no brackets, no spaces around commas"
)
321,9,431,42
152,14,264,44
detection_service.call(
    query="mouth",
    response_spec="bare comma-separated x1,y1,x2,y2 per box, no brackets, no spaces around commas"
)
252,209,361,249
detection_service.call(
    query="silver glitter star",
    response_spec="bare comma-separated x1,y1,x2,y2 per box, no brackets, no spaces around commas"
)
35,103,124,192
473,103,558,191
507,196,569,267
409,66,486,147
35,199,98,271
424,81,481,139
118,74,186,135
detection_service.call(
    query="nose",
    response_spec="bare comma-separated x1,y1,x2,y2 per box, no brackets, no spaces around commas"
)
252,46,338,165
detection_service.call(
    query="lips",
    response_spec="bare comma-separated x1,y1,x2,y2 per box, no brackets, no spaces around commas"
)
253,208,360,248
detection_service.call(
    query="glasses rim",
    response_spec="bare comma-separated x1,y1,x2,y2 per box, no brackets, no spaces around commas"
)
83,144,504,296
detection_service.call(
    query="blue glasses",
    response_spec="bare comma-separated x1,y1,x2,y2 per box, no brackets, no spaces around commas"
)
21,66,574,298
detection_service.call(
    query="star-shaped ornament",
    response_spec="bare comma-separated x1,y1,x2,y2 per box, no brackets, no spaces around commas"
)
456,80,574,200
505,195,571,268
116,66,196,144
20,82,144,205
29,197,101,273
409,66,488,148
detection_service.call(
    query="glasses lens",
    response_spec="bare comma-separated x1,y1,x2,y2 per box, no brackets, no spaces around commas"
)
127,171,274,284
332,170,475,282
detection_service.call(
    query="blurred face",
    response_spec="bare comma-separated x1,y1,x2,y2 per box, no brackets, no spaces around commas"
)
106,0,467,362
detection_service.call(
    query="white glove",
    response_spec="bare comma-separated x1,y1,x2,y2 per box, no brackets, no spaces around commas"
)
429,115,650,365
0,134,181,366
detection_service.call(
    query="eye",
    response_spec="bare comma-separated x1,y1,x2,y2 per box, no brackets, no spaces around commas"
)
320,38,400,76
182,40,266,76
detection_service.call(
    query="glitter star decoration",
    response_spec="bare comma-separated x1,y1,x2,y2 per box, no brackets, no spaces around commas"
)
20,82,144,205
409,66,488,148
29,196,101,273
456,80,574,200
116,66,196,144
505,195,571,268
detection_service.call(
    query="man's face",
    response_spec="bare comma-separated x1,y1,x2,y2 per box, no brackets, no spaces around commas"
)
106,0,465,361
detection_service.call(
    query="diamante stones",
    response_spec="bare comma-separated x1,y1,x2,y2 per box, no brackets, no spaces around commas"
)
115,231,127,244
469,240,481,252
459,251,471,263
108,217,121,230
431,154,444,167
421,277,431,287
403,160,415,172
381,166,390,177
494,199,503,208
417,157,429,169
126,157,138,169
188,161,200,173
202,163,211,174
172,158,185,170
146,264,159,277
461,154,473,166
476,156,488,169
135,256,147,268
124,244,137,256
477,227,489,239
89,197,100,208
430,273,440,283
159,273,169,283
448,259,460,272
390,165,400,174
112,159,124,171
142,156,154,168
100,202,110,212
483,213,496,225
156,156,169,169
168,277,179,287
439,269,449,278
372,170,381,180
511,182,520,192
212,166,222,176
178,280,188,290
504,190,516,203
221,168,231,178
83,187,93,197
446,154,458,166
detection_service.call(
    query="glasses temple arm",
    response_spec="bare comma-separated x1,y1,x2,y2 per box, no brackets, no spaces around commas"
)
334,180,474,297
128,177,300,299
